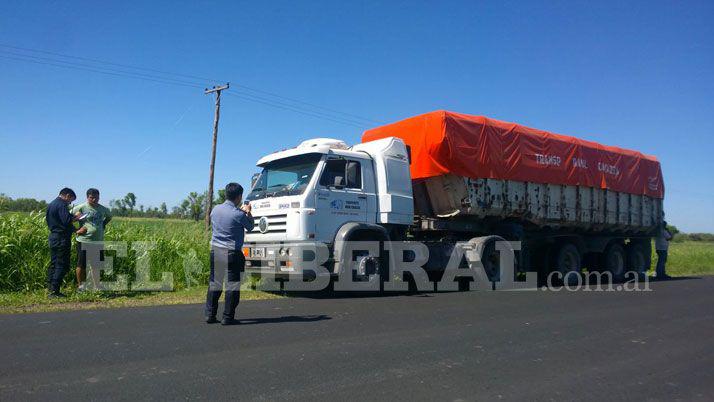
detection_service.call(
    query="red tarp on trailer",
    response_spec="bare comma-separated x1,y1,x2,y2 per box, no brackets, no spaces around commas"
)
362,111,664,198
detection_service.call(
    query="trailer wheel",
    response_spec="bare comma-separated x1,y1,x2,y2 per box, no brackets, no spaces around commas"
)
465,236,508,287
603,243,626,281
627,242,651,278
553,243,582,286
480,239,501,283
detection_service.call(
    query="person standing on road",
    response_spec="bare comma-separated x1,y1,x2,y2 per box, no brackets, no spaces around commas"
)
205,182,254,325
653,220,673,280
71,188,112,291
45,188,79,298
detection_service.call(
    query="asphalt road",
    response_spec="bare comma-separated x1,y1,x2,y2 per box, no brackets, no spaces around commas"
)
1,277,713,401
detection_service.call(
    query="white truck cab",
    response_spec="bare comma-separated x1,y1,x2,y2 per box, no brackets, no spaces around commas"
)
243,137,413,276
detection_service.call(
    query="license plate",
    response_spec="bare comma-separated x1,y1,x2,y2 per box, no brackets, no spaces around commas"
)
250,247,265,258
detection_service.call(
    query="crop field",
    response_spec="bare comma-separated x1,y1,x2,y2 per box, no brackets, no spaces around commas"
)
0,213,211,293
662,240,714,277
1,212,713,295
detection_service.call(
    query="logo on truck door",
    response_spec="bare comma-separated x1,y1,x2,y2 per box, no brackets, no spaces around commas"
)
330,199,344,210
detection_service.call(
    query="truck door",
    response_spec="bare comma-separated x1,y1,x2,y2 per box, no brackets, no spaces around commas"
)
314,157,368,241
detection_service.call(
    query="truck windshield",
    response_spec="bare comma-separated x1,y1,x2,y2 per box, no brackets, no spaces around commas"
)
246,153,323,201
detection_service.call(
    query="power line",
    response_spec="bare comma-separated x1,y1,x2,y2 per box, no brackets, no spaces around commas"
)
0,54,205,89
0,52,367,128
224,92,367,128
0,43,382,128
228,83,384,125
0,50,207,88
0,43,382,124
0,43,224,85
225,90,373,127
0,52,369,128
0,43,382,125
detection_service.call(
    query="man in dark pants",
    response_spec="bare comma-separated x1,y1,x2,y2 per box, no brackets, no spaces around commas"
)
205,182,254,325
653,220,673,280
45,188,78,297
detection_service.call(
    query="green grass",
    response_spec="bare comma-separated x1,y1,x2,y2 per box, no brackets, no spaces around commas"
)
0,287,282,314
0,213,281,313
657,241,714,276
0,213,212,292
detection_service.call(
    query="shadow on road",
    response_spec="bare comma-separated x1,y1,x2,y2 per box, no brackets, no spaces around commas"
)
277,289,430,300
649,276,703,282
236,314,331,325
253,275,705,300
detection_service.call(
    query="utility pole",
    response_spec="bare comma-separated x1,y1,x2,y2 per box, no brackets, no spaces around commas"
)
204,82,229,230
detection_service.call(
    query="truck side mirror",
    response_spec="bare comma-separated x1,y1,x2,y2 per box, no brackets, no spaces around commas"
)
250,172,261,189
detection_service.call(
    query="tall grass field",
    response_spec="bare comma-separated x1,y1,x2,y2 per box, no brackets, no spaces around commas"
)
1,212,713,293
0,213,210,292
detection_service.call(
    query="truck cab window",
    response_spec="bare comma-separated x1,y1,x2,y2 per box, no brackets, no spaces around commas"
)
320,159,346,187
319,159,362,189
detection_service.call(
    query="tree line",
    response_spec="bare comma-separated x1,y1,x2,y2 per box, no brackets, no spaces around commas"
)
0,190,227,222
0,195,47,212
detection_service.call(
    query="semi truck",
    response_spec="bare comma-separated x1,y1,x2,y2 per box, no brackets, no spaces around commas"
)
242,111,664,287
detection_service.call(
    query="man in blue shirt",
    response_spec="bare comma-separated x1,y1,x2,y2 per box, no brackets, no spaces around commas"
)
45,187,79,297
205,182,254,325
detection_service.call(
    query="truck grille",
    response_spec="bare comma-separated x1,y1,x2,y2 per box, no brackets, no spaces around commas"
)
249,214,288,234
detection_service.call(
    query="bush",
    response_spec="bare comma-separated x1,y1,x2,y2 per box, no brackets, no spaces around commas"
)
681,233,714,242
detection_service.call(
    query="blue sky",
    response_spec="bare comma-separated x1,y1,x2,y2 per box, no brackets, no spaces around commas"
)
0,1,712,232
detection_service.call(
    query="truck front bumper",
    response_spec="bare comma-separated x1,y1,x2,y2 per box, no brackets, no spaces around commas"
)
241,242,332,279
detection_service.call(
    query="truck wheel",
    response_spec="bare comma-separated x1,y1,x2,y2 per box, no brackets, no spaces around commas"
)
355,252,381,280
627,242,651,278
349,235,387,290
603,243,626,282
466,236,507,284
481,240,501,283
553,243,581,286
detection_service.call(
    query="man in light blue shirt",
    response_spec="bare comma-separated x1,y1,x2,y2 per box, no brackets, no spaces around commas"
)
653,220,673,280
205,183,254,325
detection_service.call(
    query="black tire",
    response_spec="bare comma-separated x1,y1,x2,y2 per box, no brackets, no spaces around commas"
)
552,243,582,286
353,251,381,279
346,232,388,291
463,236,509,291
481,239,501,283
627,242,651,277
603,243,626,282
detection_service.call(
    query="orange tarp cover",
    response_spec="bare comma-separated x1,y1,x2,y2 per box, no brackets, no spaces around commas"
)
362,111,664,198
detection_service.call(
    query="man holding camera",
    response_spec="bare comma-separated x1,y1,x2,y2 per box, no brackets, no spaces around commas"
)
205,182,254,325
